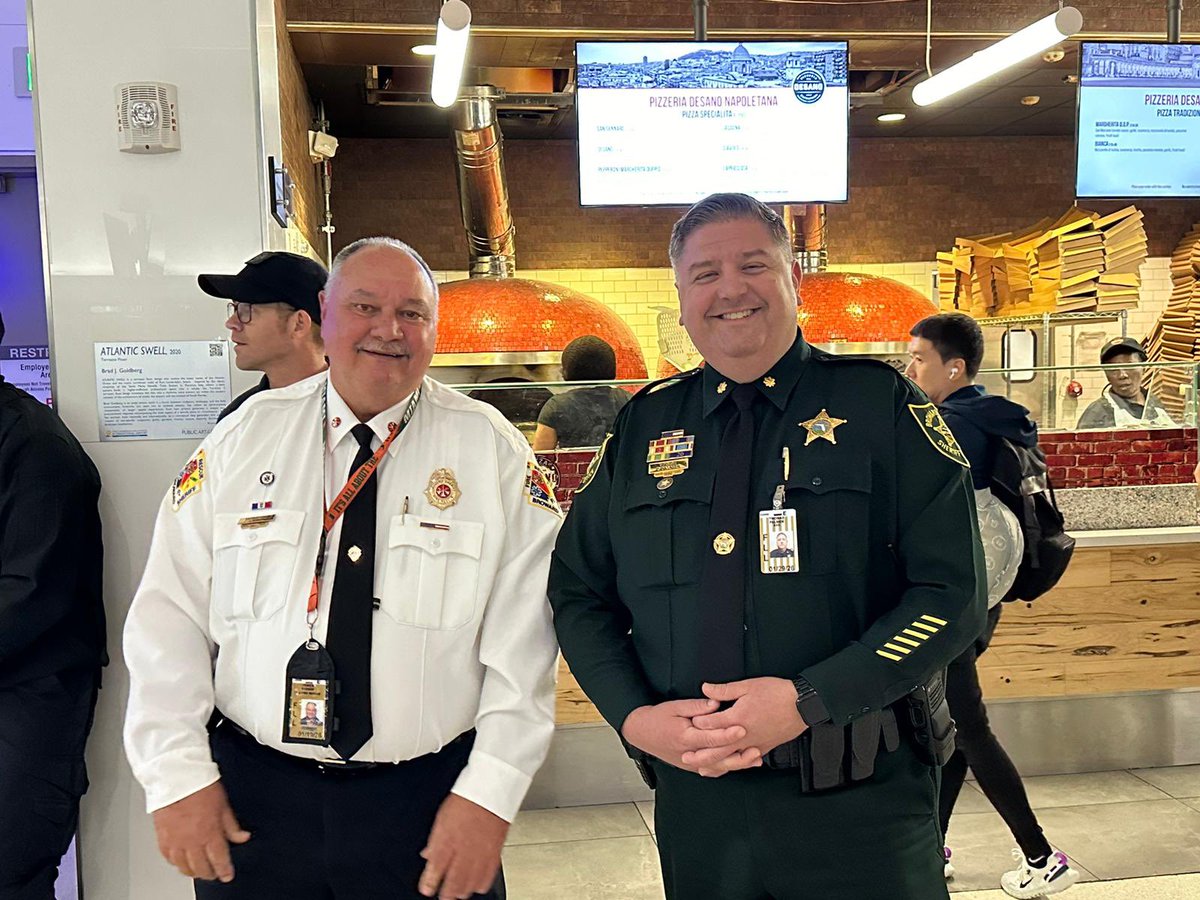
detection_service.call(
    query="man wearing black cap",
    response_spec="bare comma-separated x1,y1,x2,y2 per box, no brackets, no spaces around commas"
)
1076,336,1176,429
199,251,329,421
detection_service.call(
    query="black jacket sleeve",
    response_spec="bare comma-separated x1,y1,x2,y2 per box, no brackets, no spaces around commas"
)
0,424,103,668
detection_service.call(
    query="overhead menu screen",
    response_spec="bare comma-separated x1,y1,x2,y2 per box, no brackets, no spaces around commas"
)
576,41,849,207
1077,42,1200,198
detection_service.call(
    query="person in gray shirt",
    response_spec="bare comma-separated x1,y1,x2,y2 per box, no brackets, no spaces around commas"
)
533,336,630,450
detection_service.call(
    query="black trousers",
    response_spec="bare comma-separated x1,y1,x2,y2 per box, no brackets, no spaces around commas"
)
0,669,98,900
195,724,505,900
938,604,1052,862
652,742,947,900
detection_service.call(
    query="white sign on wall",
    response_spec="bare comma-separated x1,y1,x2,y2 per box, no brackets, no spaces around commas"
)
0,344,50,404
94,340,230,441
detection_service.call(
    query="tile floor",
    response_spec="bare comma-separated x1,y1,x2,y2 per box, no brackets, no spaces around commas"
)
502,765,1200,899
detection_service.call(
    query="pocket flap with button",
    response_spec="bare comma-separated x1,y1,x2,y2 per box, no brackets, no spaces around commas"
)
381,516,486,629
622,471,715,511
788,464,872,496
214,509,306,550
388,516,484,559
212,510,307,622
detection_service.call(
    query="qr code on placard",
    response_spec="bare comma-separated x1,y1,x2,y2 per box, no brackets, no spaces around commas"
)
209,343,224,358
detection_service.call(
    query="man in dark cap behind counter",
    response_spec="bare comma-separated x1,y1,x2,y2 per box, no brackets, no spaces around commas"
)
1076,336,1176,429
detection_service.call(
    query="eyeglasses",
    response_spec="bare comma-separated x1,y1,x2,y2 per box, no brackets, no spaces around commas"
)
227,301,255,324
227,301,295,324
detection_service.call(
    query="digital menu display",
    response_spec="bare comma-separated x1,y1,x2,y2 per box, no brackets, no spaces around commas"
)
576,41,849,207
1077,42,1200,198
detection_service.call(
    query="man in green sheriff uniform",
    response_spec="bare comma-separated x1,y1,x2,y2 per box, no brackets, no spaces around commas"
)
548,194,987,900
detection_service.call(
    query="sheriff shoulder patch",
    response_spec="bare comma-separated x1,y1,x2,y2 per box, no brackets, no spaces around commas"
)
908,403,969,467
526,460,563,516
575,432,612,495
172,449,207,510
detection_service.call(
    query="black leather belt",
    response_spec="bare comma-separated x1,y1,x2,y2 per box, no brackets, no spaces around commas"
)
210,712,474,774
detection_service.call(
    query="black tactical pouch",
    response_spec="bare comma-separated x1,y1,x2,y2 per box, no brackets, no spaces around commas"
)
903,669,957,767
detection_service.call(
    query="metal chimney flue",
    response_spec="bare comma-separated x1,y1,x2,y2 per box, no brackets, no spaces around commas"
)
452,86,517,278
784,203,828,273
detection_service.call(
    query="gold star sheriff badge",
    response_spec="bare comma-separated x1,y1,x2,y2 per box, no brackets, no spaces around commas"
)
799,409,846,446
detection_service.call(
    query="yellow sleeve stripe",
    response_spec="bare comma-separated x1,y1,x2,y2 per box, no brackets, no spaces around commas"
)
883,642,911,655
902,628,930,641
876,649,904,661
921,614,949,627
912,621,939,634
894,635,921,648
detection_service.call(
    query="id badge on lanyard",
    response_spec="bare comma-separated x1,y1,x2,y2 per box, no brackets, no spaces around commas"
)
280,387,420,747
758,447,799,575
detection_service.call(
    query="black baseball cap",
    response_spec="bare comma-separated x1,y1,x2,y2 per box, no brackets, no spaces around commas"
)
1099,336,1147,364
198,252,327,324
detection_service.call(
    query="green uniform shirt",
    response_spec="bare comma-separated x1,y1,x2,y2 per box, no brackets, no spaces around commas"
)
548,331,987,733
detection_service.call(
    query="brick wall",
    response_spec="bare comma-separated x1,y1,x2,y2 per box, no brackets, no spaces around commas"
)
541,429,1200,504
332,137,1200,268
1042,428,1198,489
287,0,1167,36
276,0,323,258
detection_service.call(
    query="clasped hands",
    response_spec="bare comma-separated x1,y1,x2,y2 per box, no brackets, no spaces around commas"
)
621,677,809,778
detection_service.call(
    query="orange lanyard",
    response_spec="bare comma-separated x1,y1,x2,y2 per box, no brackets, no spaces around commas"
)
306,388,420,636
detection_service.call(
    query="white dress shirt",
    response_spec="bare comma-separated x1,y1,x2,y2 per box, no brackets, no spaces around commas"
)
124,372,561,822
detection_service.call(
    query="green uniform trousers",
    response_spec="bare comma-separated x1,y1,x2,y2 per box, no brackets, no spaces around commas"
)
651,744,947,900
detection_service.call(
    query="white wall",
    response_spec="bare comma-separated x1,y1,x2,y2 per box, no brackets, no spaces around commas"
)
27,1,285,896
0,0,34,156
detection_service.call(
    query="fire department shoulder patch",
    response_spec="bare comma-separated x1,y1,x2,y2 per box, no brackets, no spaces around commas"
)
526,460,563,516
171,449,207,510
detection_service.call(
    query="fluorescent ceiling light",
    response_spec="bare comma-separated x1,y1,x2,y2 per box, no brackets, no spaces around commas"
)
412,45,437,57
912,7,1083,107
430,0,471,108
877,113,907,122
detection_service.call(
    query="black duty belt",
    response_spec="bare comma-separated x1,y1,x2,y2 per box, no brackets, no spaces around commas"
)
210,711,474,775
762,707,901,792
631,706,902,794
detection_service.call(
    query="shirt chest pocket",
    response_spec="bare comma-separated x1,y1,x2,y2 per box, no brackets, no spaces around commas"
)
212,510,306,622
619,474,714,589
379,515,485,630
787,465,873,575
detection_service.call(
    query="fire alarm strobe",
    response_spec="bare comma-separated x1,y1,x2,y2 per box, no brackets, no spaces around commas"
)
116,82,180,154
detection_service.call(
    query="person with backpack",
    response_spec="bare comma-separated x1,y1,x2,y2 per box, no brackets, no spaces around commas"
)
907,313,1079,899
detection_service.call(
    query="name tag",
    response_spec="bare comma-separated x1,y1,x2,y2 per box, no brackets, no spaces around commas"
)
238,514,276,529
759,508,800,574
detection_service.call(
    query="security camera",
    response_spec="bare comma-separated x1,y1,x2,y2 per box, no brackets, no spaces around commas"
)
308,130,338,161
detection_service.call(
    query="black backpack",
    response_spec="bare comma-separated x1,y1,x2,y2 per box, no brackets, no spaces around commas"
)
989,439,1076,603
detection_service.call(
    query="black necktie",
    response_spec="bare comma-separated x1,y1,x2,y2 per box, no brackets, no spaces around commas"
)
697,383,758,688
326,424,378,759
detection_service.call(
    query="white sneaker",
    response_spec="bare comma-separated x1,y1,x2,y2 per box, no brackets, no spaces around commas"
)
943,846,955,879
1000,848,1079,898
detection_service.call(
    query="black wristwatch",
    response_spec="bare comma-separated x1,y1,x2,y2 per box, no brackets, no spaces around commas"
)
792,676,831,726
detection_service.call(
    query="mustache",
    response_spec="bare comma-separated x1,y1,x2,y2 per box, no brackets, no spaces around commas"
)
357,340,410,357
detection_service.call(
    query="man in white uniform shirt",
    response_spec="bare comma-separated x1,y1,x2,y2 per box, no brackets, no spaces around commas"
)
124,238,561,899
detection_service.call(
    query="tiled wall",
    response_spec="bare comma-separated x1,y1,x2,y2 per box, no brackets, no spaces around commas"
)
435,262,935,375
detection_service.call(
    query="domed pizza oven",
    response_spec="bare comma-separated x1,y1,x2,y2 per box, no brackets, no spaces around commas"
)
429,87,646,435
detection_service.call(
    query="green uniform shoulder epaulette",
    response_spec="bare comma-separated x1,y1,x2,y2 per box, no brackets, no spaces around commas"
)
633,367,702,399
809,347,907,379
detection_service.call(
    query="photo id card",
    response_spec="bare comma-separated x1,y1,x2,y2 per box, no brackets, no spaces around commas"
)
281,640,335,747
759,508,800,574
